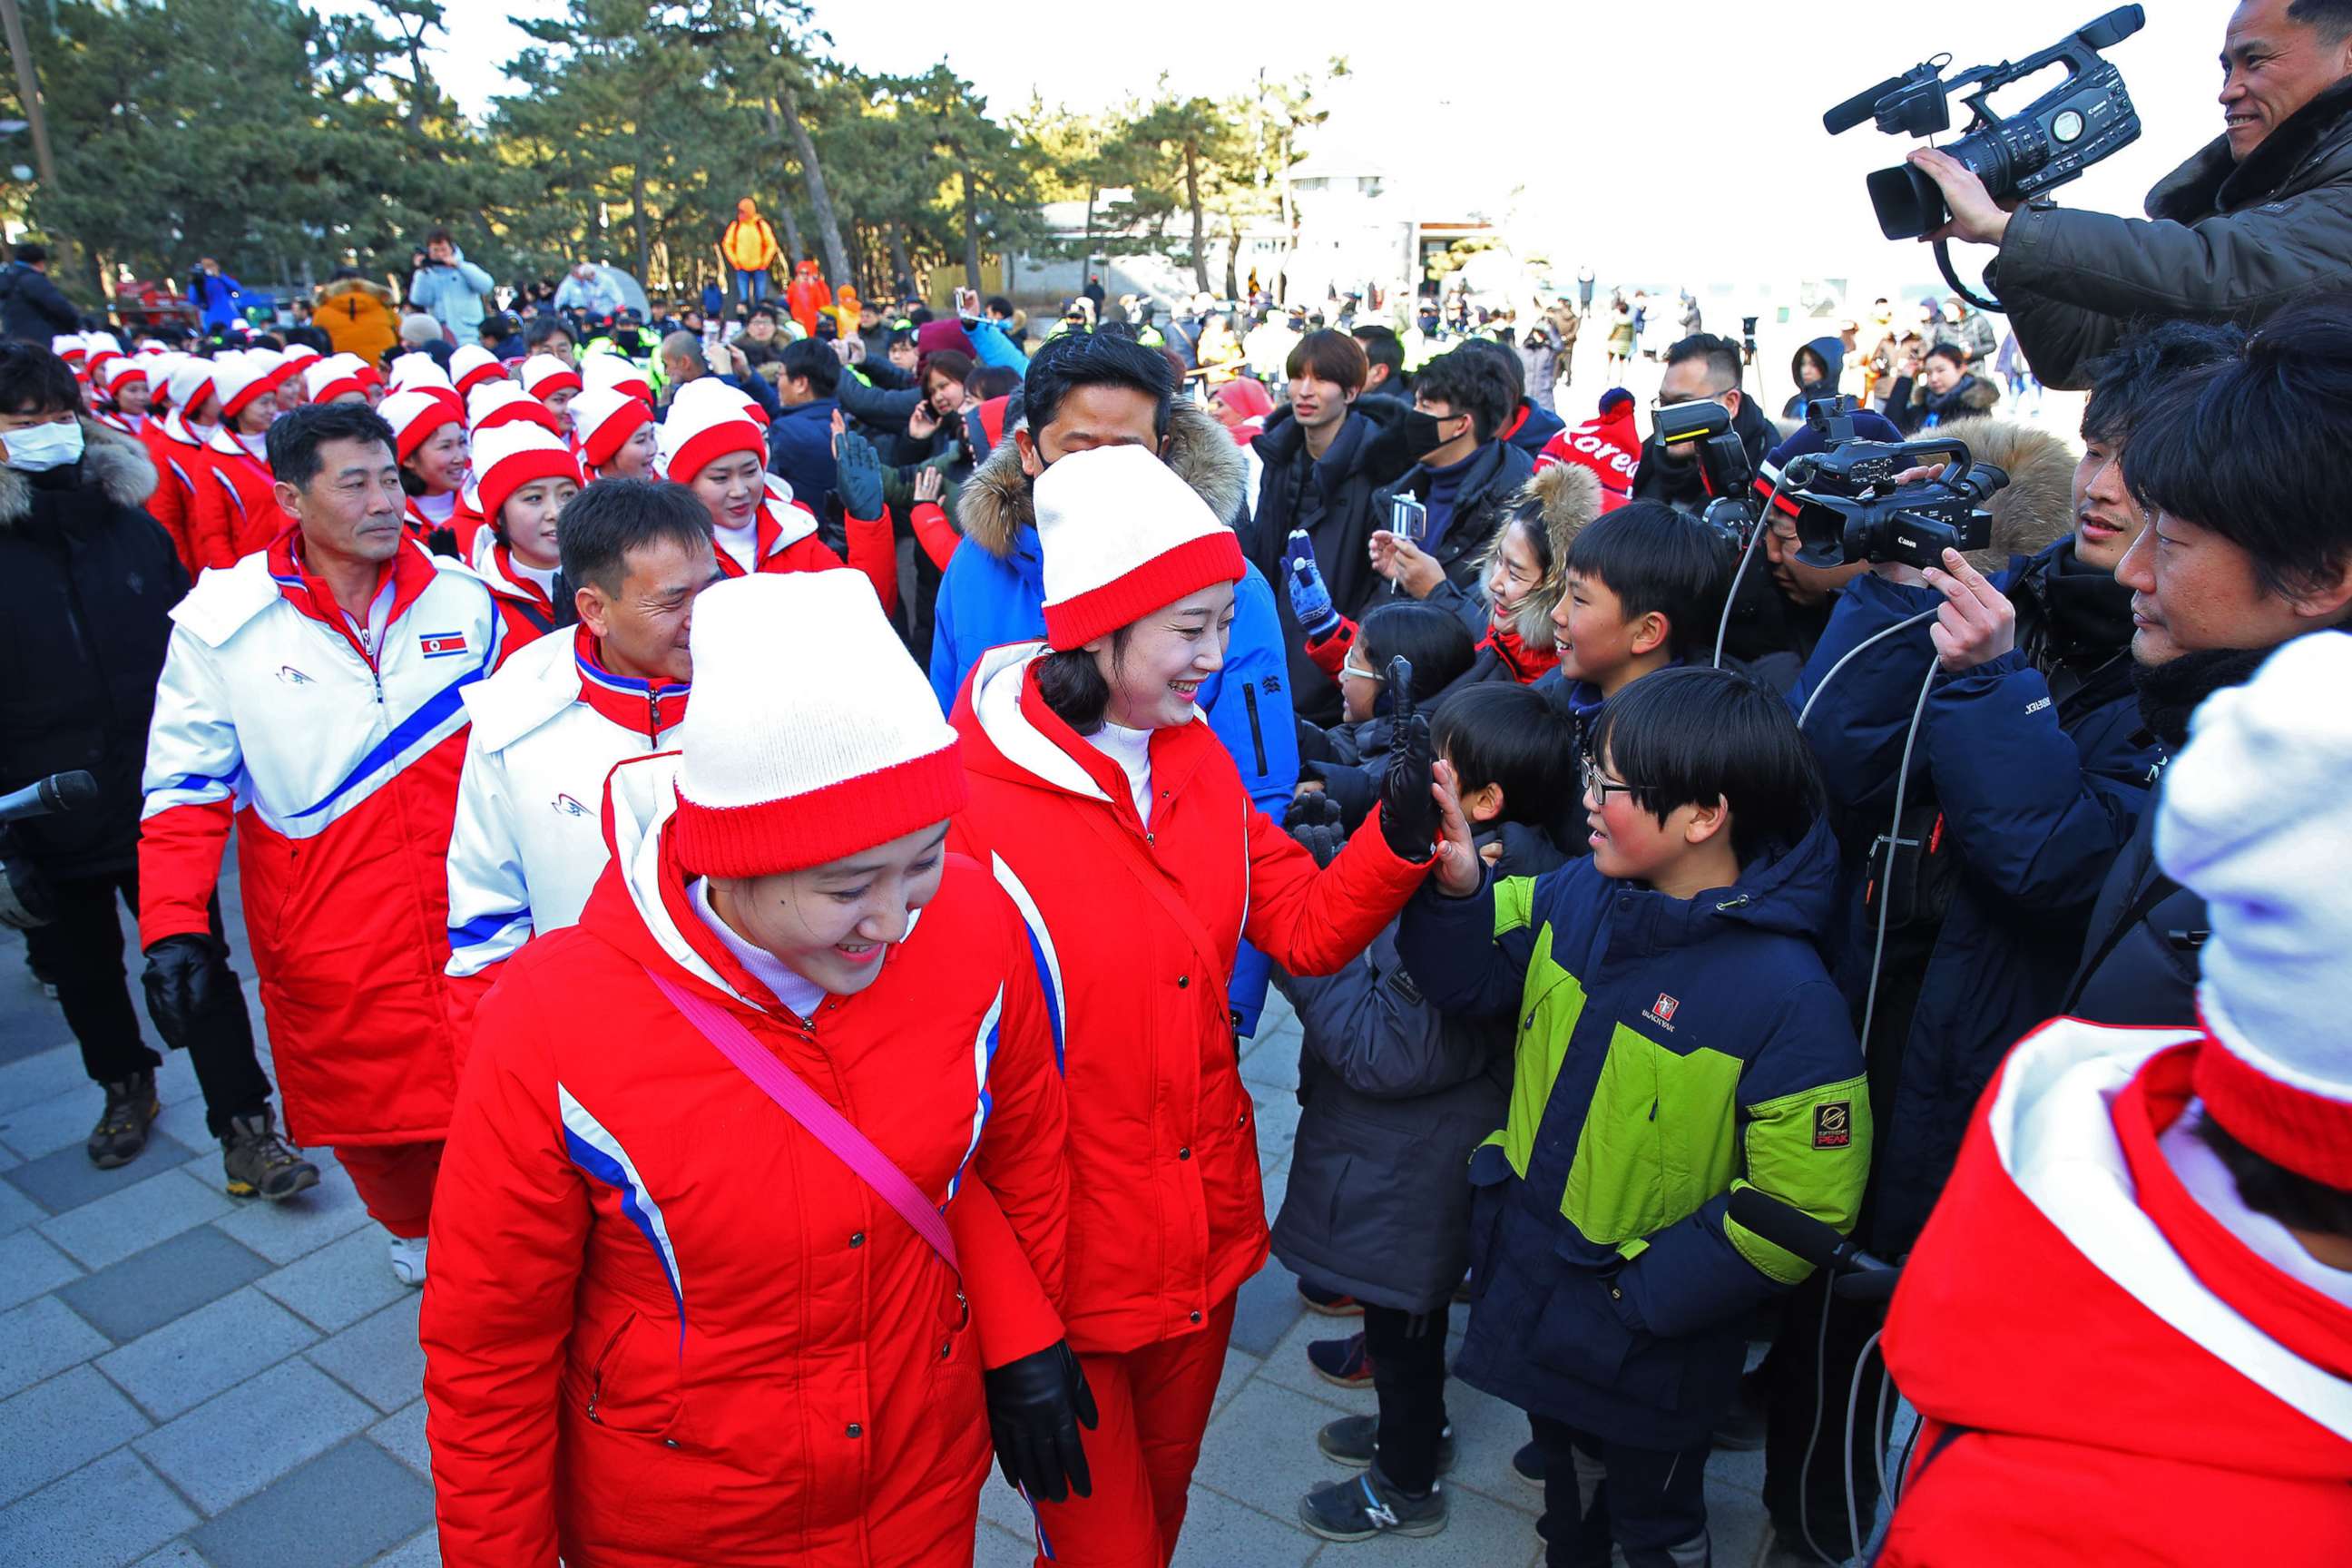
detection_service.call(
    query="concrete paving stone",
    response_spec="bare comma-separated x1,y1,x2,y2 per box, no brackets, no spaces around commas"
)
367,1532,441,1567
5,1125,204,1210
306,1293,425,1414
1709,1433,1766,1496
0,1228,83,1312
136,1357,377,1515
1707,1475,1773,1568
972,1522,1036,1568
0,1043,85,1121
1191,1375,1374,1525
39,1165,237,1271
0,1294,111,1400
98,1287,319,1422
974,1471,1036,1541
1229,1259,1309,1359
0,1362,154,1505
0,1172,44,1234
1239,1037,1301,1095
1254,1307,1377,1415
0,1448,196,1568
257,1225,408,1333
1170,1481,1321,1566
57,1225,276,1345
152,1095,219,1160
152,1050,205,1109
1211,1347,1261,1419
209,1160,370,1266
131,1543,217,1567
1,1085,118,1165
189,1437,434,1568
367,1399,430,1478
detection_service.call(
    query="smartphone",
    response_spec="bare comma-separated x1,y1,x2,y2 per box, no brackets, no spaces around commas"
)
1388,495,1428,544
955,286,979,317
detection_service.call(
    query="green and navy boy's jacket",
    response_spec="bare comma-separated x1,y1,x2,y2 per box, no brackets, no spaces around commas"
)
1396,816,1872,1447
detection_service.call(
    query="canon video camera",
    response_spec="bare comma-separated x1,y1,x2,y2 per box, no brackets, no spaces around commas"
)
1828,6,2146,241
1781,401,2009,572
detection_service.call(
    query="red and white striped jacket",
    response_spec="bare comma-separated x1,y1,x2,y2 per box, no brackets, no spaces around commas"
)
138,533,501,1146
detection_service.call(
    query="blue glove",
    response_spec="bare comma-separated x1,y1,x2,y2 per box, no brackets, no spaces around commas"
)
834,430,887,520
1285,531,1339,636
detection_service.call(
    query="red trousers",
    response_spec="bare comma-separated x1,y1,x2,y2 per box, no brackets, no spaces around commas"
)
1029,1293,1237,1568
335,1140,444,1240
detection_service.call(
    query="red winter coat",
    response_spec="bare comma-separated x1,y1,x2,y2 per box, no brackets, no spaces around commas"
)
141,413,208,576
421,752,1070,1567
948,642,1430,1354
1880,1022,2352,1566
189,428,289,566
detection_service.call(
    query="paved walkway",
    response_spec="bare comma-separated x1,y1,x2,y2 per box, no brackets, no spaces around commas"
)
0,883,1799,1567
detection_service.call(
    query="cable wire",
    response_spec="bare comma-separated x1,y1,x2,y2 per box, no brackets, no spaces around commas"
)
1796,608,1942,730
1847,1329,1887,1563
1712,475,1787,670
1859,657,1941,1054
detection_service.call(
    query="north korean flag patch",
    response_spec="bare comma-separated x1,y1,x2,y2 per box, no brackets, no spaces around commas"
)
418,632,470,659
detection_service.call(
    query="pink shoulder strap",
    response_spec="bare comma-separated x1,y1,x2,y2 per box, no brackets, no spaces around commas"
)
643,967,959,1275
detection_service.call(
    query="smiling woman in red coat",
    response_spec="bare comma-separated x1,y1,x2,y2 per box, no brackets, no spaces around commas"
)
947,444,1458,1566
421,571,1095,1567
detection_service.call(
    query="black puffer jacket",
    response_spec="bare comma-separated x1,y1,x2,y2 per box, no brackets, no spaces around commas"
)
0,421,184,878
1271,821,1566,1313
1364,437,1537,632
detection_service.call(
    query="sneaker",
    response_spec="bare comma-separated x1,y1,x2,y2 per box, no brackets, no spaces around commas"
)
87,1071,159,1169
1308,1331,1374,1388
1511,1439,1545,1489
221,1109,320,1201
1318,1413,1456,1475
388,1234,429,1287
1298,1281,1363,1317
1298,1464,1447,1542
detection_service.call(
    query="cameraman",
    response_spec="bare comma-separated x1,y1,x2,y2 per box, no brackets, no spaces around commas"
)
1632,333,1776,512
1910,0,2352,387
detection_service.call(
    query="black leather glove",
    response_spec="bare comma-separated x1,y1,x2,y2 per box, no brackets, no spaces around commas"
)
0,856,53,930
1377,656,1436,860
1284,792,1346,868
982,1339,1098,1503
142,933,231,1051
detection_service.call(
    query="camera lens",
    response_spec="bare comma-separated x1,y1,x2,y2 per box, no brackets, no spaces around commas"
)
1867,163,1947,240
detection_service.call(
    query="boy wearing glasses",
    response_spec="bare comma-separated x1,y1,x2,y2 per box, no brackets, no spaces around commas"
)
1400,666,1870,1568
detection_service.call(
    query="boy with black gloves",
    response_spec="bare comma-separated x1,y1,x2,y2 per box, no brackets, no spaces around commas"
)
1399,667,1871,1568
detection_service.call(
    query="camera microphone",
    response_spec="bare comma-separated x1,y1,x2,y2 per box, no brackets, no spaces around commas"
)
2079,4,2145,50
1823,72,1914,135
0,770,98,824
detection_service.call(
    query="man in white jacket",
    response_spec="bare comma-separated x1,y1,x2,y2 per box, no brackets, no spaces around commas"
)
444,479,716,1019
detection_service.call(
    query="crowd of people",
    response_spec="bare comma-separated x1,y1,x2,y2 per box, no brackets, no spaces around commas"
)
3,2,2352,1564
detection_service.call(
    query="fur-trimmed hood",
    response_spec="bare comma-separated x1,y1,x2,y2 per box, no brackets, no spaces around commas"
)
1479,460,1602,651
0,417,158,530
1928,416,2079,573
957,397,1248,560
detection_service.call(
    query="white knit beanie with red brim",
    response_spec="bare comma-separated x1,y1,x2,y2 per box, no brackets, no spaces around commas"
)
671,572,966,876
2157,630,2352,1187
1034,443,1244,651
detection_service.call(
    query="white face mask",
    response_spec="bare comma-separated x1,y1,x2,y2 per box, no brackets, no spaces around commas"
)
2,418,83,473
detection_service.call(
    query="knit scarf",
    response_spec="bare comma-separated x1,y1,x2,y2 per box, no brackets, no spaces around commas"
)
2132,644,2278,750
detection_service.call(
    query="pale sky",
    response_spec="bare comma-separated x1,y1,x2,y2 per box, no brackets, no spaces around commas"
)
345,0,2238,284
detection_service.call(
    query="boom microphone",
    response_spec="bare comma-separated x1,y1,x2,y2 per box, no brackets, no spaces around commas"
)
1729,1186,1894,1276
1823,72,1914,135
0,770,99,824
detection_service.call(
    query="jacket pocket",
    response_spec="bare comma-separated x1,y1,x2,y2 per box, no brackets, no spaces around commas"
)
580,1310,681,1441
1463,1142,1513,1303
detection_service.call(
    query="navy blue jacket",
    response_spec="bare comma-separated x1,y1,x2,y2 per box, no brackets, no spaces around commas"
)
767,397,839,510
1790,551,2157,1250
1397,818,1869,1448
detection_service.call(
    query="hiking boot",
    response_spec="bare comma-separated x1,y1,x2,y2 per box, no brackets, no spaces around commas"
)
1298,1463,1447,1542
1512,1439,1546,1489
1298,1280,1363,1317
1318,1413,1456,1475
388,1234,429,1287
87,1071,159,1169
1308,1330,1374,1388
221,1109,320,1200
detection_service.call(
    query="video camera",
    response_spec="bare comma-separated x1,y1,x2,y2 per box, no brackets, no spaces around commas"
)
1654,400,1761,553
1828,6,2145,242
1781,400,2009,571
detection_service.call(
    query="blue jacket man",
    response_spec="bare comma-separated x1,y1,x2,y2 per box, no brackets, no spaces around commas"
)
768,397,839,508
933,397,1298,1034
407,237,497,345
186,264,245,332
